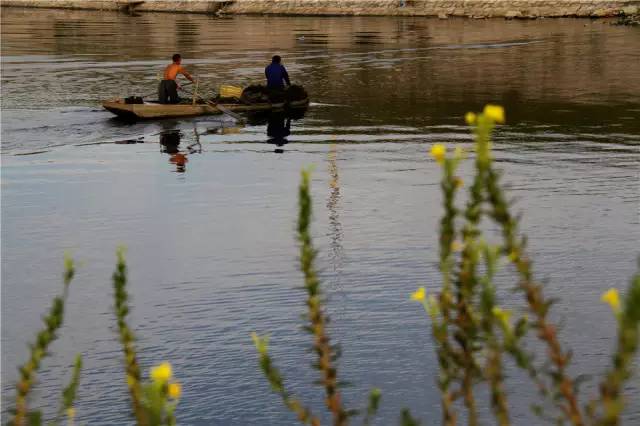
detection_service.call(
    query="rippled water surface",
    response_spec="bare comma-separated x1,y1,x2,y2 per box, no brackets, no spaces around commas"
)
1,7,639,425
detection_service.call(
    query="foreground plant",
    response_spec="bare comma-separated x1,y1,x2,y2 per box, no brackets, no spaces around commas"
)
113,248,182,425
252,169,382,425
412,105,640,425
57,353,83,425
10,255,81,426
113,247,147,424
589,279,640,425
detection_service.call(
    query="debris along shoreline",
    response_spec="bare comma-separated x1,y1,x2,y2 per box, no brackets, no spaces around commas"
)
2,0,639,19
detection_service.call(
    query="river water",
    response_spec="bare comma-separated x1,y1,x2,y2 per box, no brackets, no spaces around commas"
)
1,7,639,425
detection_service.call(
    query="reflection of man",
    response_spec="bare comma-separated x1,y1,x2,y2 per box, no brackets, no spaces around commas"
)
158,54,195,104
159,130,188,172
159,130,181,153
267,113,291,147
265,55,291,90
169,153,188,173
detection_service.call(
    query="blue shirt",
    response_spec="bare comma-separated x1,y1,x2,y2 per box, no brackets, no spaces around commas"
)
265,63,290,89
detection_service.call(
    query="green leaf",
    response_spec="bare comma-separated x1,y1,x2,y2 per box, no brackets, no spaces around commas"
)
400,408,420,426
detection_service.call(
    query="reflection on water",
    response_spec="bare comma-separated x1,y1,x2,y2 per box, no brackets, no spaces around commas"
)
159,129,182,154
243,107,308,153
159,129,188,172
169,152,188,173
158,125,202,173
327,144,344,295
267,114,291,147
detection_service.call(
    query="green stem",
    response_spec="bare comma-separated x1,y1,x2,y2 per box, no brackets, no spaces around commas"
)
112,248,148,425
12,256,75,426
592,269,640,425
436,157,462,425
485,166,583,426
298,169,348,426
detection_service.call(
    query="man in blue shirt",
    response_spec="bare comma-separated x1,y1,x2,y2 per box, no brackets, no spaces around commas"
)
265,55,291,90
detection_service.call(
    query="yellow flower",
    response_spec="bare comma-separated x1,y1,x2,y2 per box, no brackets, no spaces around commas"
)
465,112,477,125
601,288,621,313
410,287,426,302
66,408,76,419
251,332,269,355
150,362,172,383
430,144,446,164
168,382,182,399
492,307,512,326
450,240,464,252
483,104,505,124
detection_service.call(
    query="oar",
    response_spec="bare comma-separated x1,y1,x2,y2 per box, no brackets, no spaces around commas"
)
213,101,246,124
180,87,245,123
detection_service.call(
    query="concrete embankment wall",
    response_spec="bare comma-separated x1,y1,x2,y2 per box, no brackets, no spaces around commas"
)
1,0,639,17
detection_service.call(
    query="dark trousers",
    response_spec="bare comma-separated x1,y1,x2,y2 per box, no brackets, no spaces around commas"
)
158,80,179,104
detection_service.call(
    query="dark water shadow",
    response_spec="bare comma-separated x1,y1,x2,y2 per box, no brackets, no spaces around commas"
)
247,107,308,153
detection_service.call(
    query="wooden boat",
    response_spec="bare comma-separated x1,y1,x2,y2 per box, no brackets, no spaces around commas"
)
102,98,309,120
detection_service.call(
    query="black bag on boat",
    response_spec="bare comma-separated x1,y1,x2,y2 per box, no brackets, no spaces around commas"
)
240,84,307,105
240,85,271,104
284,85,308,103
124,96,144,104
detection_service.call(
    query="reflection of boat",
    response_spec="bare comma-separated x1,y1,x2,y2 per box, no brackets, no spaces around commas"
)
247,104,308,126
103,98,309,120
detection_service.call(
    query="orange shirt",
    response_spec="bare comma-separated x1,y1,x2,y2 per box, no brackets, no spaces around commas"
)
163,63,191,80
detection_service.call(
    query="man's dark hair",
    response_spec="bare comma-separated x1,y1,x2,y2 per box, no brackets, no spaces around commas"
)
172,54,181,62
272,55,281,63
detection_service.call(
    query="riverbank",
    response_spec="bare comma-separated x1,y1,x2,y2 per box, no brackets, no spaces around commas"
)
2,0,639,18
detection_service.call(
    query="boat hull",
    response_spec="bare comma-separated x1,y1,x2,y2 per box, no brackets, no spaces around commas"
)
102,99,308,120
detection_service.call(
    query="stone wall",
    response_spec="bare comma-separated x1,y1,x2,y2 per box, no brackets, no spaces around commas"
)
0,0,231,14
2,0,639,17
227,0,640,18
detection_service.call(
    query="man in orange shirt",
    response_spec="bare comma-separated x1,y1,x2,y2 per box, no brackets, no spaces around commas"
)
158,54,195,104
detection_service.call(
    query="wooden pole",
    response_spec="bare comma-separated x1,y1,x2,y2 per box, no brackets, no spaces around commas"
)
192,80,199,105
